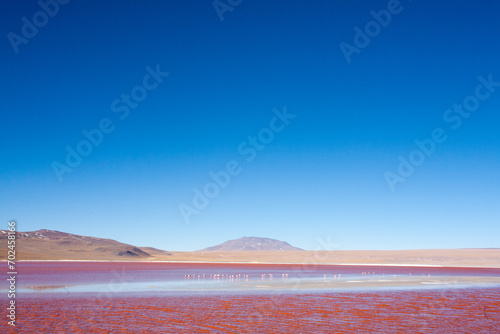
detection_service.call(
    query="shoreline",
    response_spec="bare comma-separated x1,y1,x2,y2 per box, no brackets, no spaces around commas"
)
3,248,499,268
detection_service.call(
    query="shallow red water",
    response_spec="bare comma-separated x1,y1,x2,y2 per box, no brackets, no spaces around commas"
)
3,289,499,333
2,262,499,333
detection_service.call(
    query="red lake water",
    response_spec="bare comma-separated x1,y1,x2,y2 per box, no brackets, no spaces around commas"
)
2,262,499,333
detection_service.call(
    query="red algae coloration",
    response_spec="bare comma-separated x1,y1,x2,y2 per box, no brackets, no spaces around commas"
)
2,262,500,333
4,288,500,333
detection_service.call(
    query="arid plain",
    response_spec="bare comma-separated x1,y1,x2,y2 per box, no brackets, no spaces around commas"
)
1,229,499,267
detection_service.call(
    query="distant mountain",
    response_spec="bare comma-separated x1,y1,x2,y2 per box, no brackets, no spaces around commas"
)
0,229,171,260
199,236,303,252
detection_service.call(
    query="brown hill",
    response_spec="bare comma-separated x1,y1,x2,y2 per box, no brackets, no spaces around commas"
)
199,236,303,252
0,229,167,260
139,247,173,257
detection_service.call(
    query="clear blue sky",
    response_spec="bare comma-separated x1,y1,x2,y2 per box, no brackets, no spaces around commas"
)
1,0,499,251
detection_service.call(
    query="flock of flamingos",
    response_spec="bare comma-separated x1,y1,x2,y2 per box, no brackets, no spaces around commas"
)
183,272,432,281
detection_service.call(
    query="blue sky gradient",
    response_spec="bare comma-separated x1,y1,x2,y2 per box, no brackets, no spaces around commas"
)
1,0,499,251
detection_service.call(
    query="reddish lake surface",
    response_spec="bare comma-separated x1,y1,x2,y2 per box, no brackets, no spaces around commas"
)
2,262,499,333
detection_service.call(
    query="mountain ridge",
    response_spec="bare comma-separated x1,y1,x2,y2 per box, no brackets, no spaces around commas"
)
198,236,303,252
0,229,171,260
